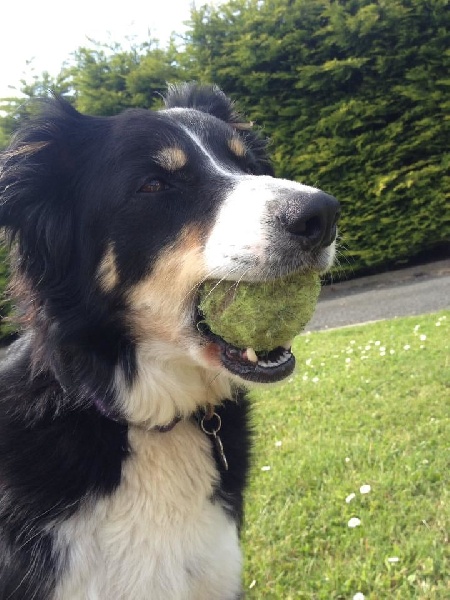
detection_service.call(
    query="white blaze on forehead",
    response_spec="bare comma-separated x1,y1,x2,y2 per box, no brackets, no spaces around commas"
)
203,175,321,280
179,123,241,178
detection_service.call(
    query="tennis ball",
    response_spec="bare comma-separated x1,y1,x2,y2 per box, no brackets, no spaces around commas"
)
198,272,320,352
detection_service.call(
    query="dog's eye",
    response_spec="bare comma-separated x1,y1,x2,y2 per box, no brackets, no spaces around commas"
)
139,179,169,193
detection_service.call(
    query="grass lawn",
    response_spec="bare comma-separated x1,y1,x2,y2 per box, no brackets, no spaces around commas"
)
242,310,449,599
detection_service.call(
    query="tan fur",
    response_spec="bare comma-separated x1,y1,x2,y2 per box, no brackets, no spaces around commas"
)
228,137,246,158
122,226,232,427
127,227,205,344
96,243,119,292
155,146,188,172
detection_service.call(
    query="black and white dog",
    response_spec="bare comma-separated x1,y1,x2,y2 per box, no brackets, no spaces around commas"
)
0,84,339,599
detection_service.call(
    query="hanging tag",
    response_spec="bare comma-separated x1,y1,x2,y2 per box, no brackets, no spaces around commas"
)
212,432,229,471
200,412,229,471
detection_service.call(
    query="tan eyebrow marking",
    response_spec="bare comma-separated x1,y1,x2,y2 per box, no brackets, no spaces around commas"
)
232,121,253,131
155,147,188,172
228,137,247,158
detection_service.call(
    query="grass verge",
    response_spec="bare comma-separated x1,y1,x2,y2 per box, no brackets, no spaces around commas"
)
242,311,449,599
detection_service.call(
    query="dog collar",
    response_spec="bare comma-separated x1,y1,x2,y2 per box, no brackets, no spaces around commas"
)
92,397,228,469
92,395,182,433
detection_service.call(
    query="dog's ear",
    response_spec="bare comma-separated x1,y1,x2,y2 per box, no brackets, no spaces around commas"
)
0,97,82,227
164,82,254,131
0,98,86,289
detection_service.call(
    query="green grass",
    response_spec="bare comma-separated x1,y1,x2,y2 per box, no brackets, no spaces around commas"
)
242,311,449,599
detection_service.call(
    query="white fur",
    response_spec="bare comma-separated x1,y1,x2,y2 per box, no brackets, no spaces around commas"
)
53,423,242,600
204,176,326,280
116,339,232,427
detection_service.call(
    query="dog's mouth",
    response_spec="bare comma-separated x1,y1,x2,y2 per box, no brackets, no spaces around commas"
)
195,314,295,384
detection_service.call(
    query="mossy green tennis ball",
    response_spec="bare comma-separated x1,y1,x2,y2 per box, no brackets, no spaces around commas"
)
198,272,320,351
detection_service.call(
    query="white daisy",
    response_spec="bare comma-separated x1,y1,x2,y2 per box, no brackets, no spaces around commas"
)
347,517,361,528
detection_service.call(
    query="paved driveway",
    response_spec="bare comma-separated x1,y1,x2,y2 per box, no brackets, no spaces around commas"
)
307,259,450,331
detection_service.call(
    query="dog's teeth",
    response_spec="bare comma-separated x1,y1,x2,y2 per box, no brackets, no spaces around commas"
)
245,347,258,363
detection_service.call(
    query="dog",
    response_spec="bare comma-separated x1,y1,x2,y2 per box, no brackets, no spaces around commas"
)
0,83,339,599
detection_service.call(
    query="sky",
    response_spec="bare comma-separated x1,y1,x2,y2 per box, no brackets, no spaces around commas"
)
0,0,198,98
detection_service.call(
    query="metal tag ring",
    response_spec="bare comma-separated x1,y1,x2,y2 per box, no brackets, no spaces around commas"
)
200,412,222,436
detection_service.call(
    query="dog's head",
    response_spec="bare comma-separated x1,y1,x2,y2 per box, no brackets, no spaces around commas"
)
0,84,339,425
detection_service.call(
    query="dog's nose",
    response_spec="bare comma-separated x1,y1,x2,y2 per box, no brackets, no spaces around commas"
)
278,190,341,250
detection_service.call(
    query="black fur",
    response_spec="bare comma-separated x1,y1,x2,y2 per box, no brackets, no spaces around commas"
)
0,84,260,597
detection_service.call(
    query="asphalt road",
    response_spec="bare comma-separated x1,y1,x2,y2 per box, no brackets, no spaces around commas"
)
306,258,450,331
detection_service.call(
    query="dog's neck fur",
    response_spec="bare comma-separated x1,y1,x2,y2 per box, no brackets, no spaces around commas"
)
26,317,234,430
115,341,234,429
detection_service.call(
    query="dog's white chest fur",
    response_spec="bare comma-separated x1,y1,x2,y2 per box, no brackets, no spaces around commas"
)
53,422,242,600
